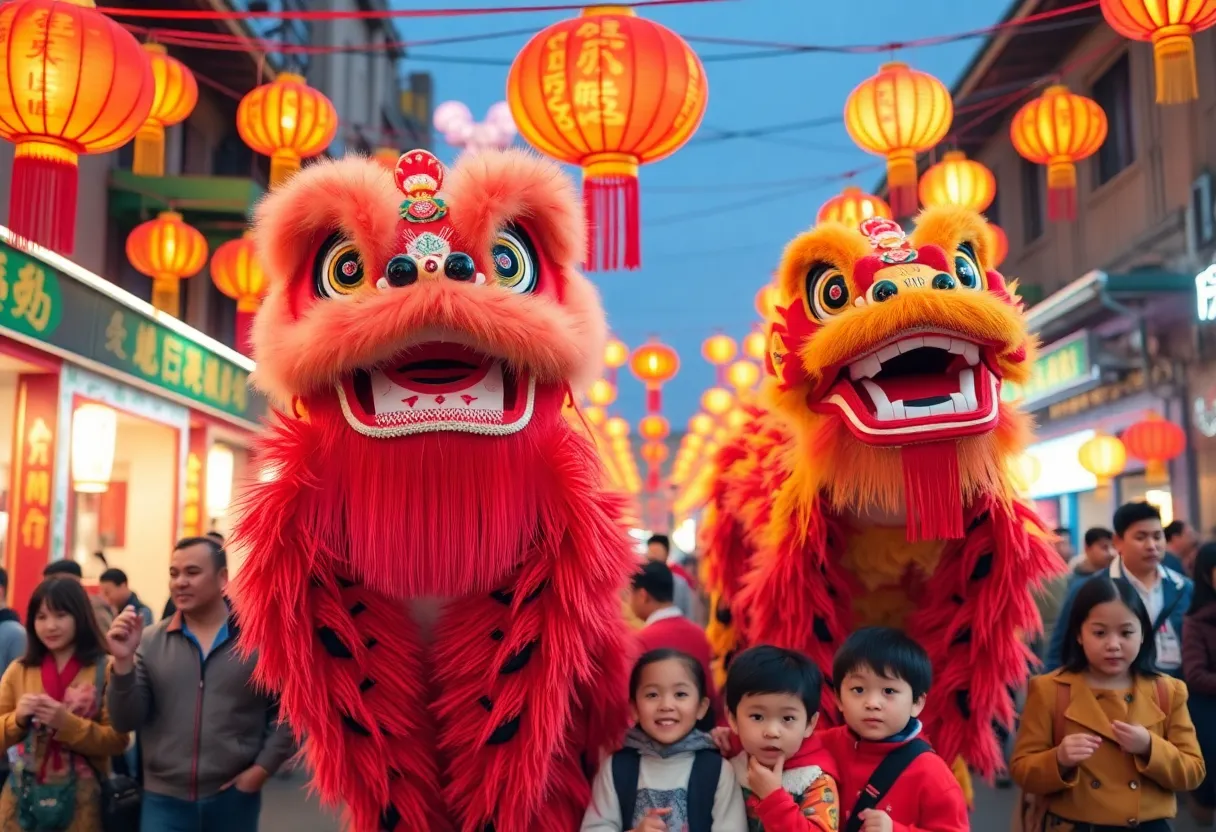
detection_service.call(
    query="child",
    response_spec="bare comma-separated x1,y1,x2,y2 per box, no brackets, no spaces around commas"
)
1012,576,1204,831
723,645,839,831
818,627,968,832
583,649,747,832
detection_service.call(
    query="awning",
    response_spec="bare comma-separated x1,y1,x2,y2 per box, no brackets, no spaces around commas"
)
1023,268,1194,344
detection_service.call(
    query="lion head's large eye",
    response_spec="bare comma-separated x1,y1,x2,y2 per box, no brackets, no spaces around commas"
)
805,263,850,321
954,242,984,291
314,233,366,299
491,226,538,295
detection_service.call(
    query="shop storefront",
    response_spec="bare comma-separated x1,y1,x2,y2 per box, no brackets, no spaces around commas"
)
0,229,267,615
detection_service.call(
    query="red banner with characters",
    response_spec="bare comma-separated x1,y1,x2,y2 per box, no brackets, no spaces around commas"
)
6,373,59,616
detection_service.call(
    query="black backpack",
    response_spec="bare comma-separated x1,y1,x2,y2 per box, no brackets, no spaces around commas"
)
843,738,931,832
612,748,721,832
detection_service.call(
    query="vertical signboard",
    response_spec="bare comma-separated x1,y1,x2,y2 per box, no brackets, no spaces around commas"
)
182,427,208,539
7,374,59,614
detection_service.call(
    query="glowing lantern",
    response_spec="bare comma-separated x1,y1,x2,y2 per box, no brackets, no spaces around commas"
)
507,7,708,271
817,186,892,227
1078,433,1127,486
587,379,618,408
605,416,630,439
71,403,117,494
134,43,199,177
630,340,680,412
702,387,734,416
755,285,776,320
1010,85,1107,222
373,147,401,170
702,334,737,367
726,408,751,430
844,62,953,218
1100,0,1216,104
689,413,716,436
206,444,235,520
988,223,1009,269
0,0,155,254
1122,412,1186,482
210,232,267,355
743,330,767,361
583,405,606,426
918,151,996,212
639,415,670,442
238,73,339,188
727,360,761,391
641,442,669,466
684,433,704,451
126,211,208,318
1009,452,1042,494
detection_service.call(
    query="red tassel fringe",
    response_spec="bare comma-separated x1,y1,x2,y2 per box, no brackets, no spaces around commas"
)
646,388,661,413
901,442,964,541
235,310,254,357
8,153,78,255
1047,186,1076,223
583,175,640,272
888,182,919,220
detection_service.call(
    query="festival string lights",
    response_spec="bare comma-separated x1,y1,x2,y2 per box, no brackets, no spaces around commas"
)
630,339,680,492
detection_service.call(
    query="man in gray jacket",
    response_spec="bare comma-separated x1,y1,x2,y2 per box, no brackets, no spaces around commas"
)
107,537,294,832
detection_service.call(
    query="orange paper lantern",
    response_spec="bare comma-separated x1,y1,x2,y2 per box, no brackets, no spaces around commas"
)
1101,0,1216,104
639,415,671,442
641,441,669,466
918,150,996,212
604,338,630,369
988,223,1009,269
702,334,738,372
126,211,208,318
688,413,715,436
727,360,761,391
605,416,630,439
134,43,199,177
373,146,401,170
1010,85,1107,222
631,340,680,411
1122,412,1186,482
845,62,953,218
701,387,734,416
1078,433,1127,486
210,232,267,354
586,379,618,408
743,330,767,361
507,7,708,271
755,285,776,319
238,72,339,188
817,185,892,227
0,0,155,254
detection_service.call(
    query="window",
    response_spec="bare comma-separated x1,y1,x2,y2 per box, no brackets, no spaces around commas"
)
1092,54,1135,185
1021,158,1044,243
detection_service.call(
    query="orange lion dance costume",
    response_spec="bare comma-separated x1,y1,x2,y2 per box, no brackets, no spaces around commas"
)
734,207,1060,779
231,149,635,831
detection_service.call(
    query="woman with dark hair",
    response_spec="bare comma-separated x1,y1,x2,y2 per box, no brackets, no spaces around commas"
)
0,577,128,830
1183,541,1216,824
1012,577,1204,830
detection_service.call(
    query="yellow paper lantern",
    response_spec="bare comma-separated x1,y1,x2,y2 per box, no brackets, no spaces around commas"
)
134,43,199,177
743,330,767,361
1100,0,1216,104
604,338,630,370
237,72,339,188
639,415,671,442
605,416,631,439
1010,85,1107,222
587,379,617,408
817,185,892,227
689,413,716,436
726,360,761,391
1009,452,1042,494
702,387,734,416
126,211,208,318
918,151,996,212
726,408,750,430
583,405,606,426
1078,433,1127,486
702,334,738,367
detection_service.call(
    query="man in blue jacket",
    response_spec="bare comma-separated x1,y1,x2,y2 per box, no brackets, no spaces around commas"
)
1045,501,1192,678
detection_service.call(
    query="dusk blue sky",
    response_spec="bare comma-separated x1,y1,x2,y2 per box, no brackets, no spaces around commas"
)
391,0,1009,426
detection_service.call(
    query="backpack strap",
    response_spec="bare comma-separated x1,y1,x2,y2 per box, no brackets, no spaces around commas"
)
685,749,720,832
611,749,641,829
844,738,931,832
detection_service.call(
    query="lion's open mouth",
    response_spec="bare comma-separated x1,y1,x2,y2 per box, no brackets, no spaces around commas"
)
815,330,1001,442
336,343,535,437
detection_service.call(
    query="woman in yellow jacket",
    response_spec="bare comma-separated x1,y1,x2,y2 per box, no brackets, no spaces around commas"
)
0,576,129,832
1012,577,1205,831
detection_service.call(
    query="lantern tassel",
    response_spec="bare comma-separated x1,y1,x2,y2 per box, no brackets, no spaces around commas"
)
269,151,301,189
151,277,181,318
9,142,79,255
133,123,166,178
1046,160,1077,222
646,387,662,413
647,464,659,493
583,172,641,272
1146,459,1168,484
235,309,255,356
1152,26,1199,105
886,150,919,218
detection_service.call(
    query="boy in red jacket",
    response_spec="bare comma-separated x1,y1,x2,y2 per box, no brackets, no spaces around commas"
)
714,645,840,831
819,628,968,832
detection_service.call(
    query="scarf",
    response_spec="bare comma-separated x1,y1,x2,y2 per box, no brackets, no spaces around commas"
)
38,653,81,779
623,725,717,758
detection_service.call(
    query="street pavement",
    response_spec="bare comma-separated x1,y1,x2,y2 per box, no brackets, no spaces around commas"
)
262,767,1215,830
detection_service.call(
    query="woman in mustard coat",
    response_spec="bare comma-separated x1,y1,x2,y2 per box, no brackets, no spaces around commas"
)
1012,577,1204,830
0,577,129,832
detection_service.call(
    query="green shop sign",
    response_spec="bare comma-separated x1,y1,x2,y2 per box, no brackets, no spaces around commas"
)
0,241,266,425
1001,330,1099,411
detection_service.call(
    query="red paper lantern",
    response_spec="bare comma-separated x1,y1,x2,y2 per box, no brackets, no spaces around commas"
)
210,232,267,355
988,223,1008,269
1122,413,1186,482
0,0,155,254
1010,85,1107,222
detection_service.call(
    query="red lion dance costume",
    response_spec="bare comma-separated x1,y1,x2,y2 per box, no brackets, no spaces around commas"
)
231,149,635,832
709,207,1061,786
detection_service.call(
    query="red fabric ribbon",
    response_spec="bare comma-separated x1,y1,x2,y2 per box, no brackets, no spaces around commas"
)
38,654,82,779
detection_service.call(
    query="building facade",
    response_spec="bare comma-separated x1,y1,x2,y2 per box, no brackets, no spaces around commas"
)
0,0,430,611
908,0,1216,545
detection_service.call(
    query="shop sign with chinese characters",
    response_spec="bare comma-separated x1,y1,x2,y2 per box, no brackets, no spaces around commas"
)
0,241,266,425
1001,330,1100,411
182,429,208,539
7,375,58,612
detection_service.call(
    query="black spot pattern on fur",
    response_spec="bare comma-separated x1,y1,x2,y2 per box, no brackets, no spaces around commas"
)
970,553,993,582
813,616,833,643
951,628,972,646
956,690,971,719
490,580,548,605
358,678,375,693
379,804,400,830
967,511,991,533
486,715,521,745
349,601,367,617
317,627,352,659
490,628,504,642
500,640,538,674
337,576,356,589
342,714,371,736
479,696,492,711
